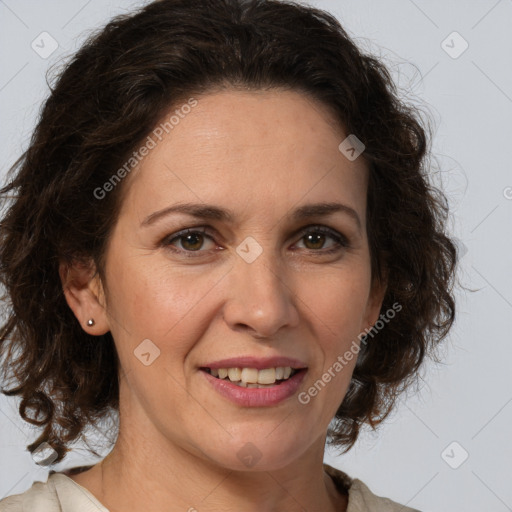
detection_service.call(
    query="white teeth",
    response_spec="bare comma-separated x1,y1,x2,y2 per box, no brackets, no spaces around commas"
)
208,366,298,385
240,368,259,384
228,368,241,381
257,368,276,384
245,382,275,389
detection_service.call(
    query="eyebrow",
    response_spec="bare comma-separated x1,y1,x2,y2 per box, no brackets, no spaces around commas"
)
141,201,361,231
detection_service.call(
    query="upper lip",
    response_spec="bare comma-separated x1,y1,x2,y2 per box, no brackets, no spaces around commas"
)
200,356,308,370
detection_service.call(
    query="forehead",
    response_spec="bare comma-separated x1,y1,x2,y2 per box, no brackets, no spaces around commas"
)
120,89,368,223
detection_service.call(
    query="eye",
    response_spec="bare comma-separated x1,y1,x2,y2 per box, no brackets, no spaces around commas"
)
162,225,349,258
164,227,217,256
293,225,349,254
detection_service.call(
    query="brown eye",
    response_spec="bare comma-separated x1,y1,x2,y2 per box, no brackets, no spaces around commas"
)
178,232,205,251
295,226,348,253
163,225,348,258
164,228,217,255
302,232,327,250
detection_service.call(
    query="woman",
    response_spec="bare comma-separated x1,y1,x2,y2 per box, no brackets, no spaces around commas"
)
0,0,457,510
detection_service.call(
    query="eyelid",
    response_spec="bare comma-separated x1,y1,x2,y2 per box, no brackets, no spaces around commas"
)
295,224,349,244
164,226,216,244
162,227,219,256
162,223,349,256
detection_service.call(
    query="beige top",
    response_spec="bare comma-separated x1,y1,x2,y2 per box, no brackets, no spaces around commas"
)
0,463,421,511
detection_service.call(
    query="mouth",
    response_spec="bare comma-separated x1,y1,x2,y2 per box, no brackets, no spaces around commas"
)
199,366,305,388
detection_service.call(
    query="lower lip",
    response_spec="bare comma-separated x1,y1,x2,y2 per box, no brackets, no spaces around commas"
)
201,369,307,407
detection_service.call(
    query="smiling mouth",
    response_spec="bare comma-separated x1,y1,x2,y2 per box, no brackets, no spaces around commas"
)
200,366,303,388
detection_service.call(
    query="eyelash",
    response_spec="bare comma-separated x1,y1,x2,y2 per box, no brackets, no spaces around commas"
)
161,225,349,258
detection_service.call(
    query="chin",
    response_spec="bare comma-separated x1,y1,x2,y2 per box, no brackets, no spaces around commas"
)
203,436,310,473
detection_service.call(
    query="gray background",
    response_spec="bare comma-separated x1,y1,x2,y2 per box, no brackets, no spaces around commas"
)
1,1,511,510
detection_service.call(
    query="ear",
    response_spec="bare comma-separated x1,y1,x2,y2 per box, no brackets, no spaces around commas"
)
362,270,388,331
59,259,110,335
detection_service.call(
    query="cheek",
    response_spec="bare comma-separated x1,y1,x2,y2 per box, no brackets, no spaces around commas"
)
105,253,224,355
305,268,371,336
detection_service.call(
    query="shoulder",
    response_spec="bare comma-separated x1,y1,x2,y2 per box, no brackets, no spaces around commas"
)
348,478,422,512
323,463,422,512
0,475,60,512
0,470,108,512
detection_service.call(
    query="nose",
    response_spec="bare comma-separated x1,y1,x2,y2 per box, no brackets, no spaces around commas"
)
222,249,300,339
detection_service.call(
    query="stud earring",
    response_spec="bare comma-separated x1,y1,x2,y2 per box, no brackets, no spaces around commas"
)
87,319,95,327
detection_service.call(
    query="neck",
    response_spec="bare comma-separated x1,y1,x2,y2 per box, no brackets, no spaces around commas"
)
92,424,347,512
75,371,348,512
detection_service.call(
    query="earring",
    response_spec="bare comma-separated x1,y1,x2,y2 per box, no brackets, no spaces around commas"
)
87,319,95,327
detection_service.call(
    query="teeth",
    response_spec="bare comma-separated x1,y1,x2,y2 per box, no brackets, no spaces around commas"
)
257,368,276,384
245,382,275,389
241,367,259,383
208,366,297,385
228,368,241,381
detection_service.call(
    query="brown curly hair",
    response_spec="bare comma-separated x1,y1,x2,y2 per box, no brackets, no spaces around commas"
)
0,0,457,464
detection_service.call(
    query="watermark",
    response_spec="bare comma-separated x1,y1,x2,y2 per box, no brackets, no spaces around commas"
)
441,441,469,469
134,338,161,366
236,442,263,468
31,442,58,466
93,97,198,200
453,237,468,259
338,134,365,161
504,186,512,200
298,301,402,404
441,31,469,60
31,32,59,59
236,236,263,263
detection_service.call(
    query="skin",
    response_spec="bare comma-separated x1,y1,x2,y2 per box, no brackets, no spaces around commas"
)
61,89,386,512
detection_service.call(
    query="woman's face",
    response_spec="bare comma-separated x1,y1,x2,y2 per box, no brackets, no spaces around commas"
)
93,89,385,470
